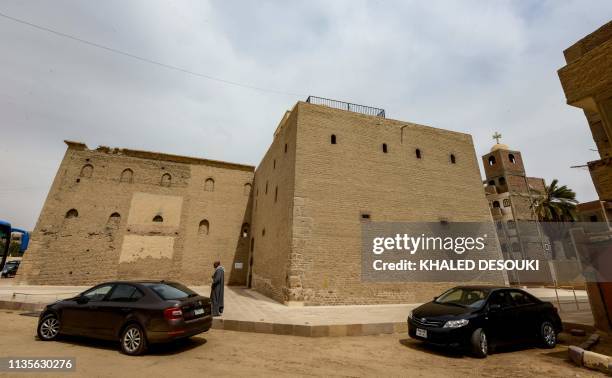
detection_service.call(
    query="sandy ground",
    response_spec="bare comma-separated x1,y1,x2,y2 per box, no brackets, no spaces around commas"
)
0,311,603,377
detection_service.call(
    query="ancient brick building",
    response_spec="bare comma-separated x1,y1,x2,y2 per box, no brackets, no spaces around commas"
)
482,142,552,284
17,143,254,286
557,21,612,331
18,97,505,305
482,144,547,248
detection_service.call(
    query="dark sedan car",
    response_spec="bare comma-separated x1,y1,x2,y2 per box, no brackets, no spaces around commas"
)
408,286,562,358
1,261,20,278
37,281,212,355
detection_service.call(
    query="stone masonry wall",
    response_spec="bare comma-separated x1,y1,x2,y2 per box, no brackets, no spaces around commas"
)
17,142,254,286
250,109,298,303
291,102,505,305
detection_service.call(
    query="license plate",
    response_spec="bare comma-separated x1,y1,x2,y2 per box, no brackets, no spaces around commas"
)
194,308,204,316
416,328,427,338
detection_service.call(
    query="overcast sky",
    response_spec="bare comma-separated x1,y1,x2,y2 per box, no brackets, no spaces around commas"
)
1,1,611,230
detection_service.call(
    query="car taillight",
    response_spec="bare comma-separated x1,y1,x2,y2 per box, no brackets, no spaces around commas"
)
164,307,183,320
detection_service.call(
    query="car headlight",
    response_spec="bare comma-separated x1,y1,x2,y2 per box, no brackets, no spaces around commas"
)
443,319,469,328
408,310,413,319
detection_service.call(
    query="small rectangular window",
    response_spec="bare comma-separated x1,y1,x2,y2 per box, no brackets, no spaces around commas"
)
361,213,371,221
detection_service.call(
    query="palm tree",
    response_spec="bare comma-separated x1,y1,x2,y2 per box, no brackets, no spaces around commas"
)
532,179,578,222
531,179,578,260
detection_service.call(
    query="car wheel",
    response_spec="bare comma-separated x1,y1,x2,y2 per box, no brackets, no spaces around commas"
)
37,314,61,341
539,321,557,348
120,323,147,356
470,328,488,358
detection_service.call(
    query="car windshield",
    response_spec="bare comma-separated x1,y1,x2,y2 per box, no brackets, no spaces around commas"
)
434,288,489,308
143,282,198,300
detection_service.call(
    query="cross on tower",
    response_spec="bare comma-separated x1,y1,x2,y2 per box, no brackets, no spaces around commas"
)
492,132,502,144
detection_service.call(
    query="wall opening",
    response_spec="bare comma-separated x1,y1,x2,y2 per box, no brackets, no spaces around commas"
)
274,186,278,203
107,212,121,228
488,180,495,186
331,134,337,144
499,177,506,186
265,181,268,194
241,223,250,238
450,154,456,164
284,143,288,153
65,209,79,218
80,164,93,178
492,201,500,208
509,154,516,164
204,178,215,192
199,219,210,235
488,156,496,166
416,149,422,159
161,173,171,187
382,143,388,153
590,215,598,222
273,159,276,169
152,215,164,223
120,168,133,183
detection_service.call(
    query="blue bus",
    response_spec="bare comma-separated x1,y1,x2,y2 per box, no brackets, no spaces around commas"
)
0,220,29,272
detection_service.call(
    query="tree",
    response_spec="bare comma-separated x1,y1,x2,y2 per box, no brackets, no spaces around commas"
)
532,179,578,222
531,179,578,259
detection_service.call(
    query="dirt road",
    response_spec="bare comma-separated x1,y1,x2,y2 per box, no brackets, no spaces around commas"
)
0,311,601,377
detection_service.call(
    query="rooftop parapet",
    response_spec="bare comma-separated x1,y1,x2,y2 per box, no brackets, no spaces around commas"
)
305,96,385,118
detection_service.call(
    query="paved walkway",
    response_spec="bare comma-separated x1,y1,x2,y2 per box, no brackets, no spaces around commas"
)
0,280,594,336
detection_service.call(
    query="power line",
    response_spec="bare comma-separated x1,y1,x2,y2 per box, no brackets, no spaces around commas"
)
0,10,305,97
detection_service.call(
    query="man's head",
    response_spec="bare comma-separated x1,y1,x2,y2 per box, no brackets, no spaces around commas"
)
213,260,221,268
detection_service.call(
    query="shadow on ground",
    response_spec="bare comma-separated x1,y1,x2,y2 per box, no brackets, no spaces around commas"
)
399,338,464,359
399,337,566,360
35,335,208,356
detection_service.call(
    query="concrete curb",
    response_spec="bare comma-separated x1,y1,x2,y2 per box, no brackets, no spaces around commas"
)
0,300,45,312
567,345,612,374
211,318,408,337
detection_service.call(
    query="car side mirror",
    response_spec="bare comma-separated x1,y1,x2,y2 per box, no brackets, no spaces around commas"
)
76,296,90,305
489,304,501,312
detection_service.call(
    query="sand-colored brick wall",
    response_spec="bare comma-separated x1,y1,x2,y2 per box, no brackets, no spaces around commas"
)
289,102,504,305
250,109,299,303
558,22,612,108
482,149,526,180
17,142,254,286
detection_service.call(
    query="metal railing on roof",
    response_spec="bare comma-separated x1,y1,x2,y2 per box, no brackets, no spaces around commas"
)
305,96,385,118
